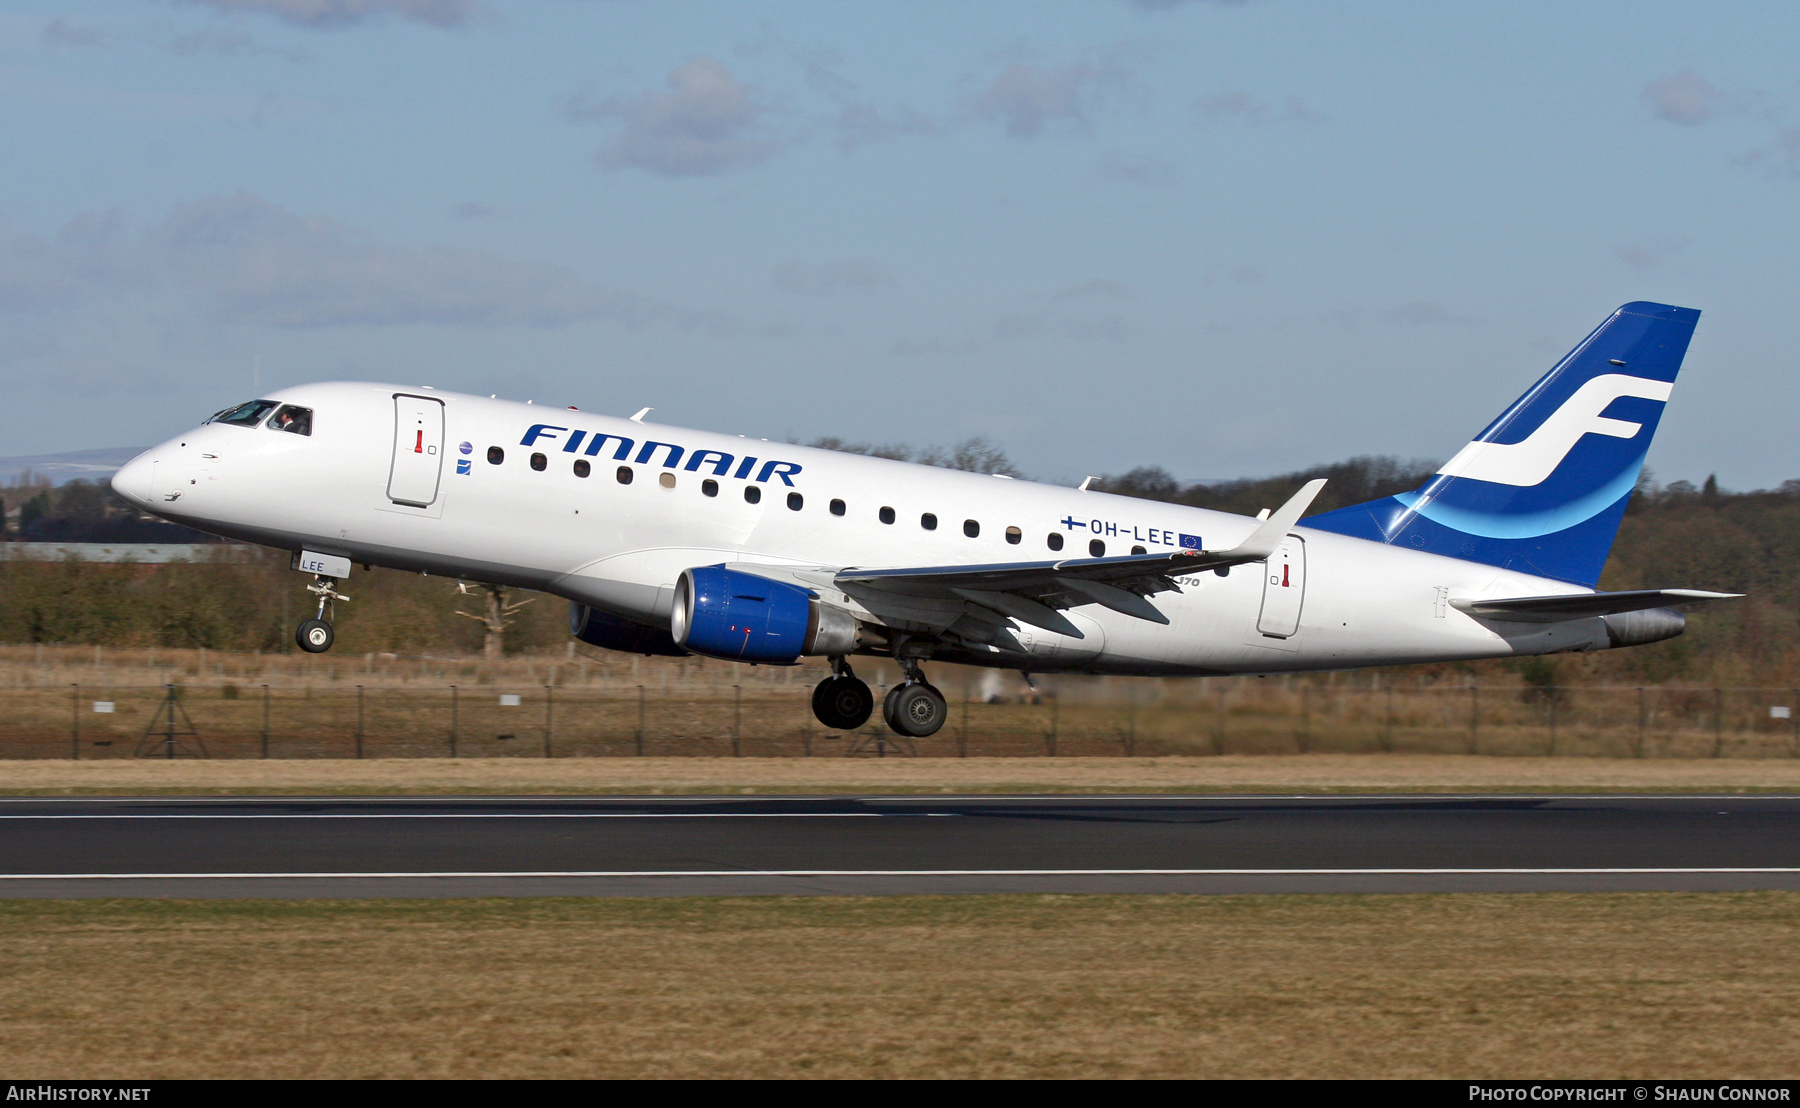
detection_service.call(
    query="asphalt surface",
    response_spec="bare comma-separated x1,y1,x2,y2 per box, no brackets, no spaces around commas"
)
2,793,1799,898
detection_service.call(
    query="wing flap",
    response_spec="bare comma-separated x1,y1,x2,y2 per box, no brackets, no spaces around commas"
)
834,478,1329,611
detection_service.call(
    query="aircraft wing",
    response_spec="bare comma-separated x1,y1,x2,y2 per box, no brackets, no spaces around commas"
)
1450,588,1741,623
833,479,1327,635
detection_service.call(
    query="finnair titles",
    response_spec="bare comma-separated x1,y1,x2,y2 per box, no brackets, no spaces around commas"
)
113,302,1737,737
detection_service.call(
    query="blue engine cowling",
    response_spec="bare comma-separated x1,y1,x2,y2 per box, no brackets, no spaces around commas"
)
569,602,689,657
671,566,858,665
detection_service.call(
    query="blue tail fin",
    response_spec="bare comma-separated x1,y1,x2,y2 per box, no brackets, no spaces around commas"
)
1305,301,1700,587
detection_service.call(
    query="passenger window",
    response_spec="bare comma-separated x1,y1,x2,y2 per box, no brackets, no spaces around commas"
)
879,506,895,525
1005,526,1022,545
209,399,277,427
530,453,547,471
830,499,846,517
659,472,676,489
1131,545,1146,555
1048,533,1063,551
616,466,633,484
574,459,590,478
788,492,803,511
487,446,504,465
921,513,938,531
1090,539,1106,557
745,486,761,504
963,519,980,538
269,405,312,436
702,479,719,497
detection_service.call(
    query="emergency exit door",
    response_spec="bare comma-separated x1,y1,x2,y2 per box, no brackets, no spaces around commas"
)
1256,536,1306,638
387,395,444,507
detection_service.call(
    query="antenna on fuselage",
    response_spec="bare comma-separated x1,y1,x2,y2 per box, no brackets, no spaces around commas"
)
1077,476,1098,491
630,408,652,423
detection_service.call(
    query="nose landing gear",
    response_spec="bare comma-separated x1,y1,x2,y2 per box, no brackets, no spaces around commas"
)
295,575,349,654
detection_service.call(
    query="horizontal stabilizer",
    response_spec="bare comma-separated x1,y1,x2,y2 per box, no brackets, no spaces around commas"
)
1451,588,1741,623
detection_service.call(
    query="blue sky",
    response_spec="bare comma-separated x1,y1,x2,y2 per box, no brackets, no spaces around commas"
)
3,0,1798,488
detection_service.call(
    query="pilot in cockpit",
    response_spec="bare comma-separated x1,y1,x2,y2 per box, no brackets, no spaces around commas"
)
272,405,312,436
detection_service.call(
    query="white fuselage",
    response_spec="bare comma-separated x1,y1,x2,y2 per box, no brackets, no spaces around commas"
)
111,382,1607,675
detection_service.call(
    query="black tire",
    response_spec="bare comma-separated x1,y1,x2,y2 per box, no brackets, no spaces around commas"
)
296,618,334,653
883,682,948,738
812,676,873,730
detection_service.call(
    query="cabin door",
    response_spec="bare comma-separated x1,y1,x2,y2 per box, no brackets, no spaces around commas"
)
386,394,445,507
1255,536,1306,638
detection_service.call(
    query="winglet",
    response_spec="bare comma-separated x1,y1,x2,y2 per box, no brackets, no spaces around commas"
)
1230,478,1327,560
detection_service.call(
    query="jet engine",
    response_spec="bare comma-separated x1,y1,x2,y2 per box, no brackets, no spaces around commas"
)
671,566,859,665
1602,607,1685,647
570,602,689,657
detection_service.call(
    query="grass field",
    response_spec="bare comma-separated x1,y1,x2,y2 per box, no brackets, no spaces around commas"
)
3,753,1800,795
1,892,1794,1078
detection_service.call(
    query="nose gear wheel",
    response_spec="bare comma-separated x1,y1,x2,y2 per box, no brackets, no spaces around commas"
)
295,574,349,654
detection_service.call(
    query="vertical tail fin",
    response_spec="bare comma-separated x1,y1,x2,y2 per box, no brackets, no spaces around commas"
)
1305,301,1700,587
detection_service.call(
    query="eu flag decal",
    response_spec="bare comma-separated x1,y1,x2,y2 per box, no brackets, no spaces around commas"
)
1179,533,1203,549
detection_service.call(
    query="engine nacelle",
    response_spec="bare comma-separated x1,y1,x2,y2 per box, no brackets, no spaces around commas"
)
569,602,689,657
670,566,859,665
1603,607,1686,647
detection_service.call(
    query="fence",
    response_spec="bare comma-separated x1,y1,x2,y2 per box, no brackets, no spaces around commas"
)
5,680,1800,759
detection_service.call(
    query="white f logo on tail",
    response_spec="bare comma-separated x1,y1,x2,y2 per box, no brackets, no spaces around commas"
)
1436,374,1674,488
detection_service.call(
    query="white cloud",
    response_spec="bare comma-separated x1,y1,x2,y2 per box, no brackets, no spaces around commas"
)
1097,150,1180,187
1643,71,1723,126
0,194,735,332
1196,92,1319,125
789,46,937,152
771,259,896,295
829,102,936,152
1737,127,1800,178
975,61,1121,138
572,56,783,177
43,19,108,48
174,0,479,29
169,28,303,59
0,211,142,311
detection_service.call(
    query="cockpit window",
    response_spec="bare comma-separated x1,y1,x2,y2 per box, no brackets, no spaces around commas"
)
269,405,312,436
209,399,278,427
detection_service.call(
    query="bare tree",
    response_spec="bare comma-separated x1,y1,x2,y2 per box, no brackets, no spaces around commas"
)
453,582,533,661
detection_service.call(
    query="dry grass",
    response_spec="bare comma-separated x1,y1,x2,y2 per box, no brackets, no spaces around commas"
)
4,753,1800,795
1,892,1795,1078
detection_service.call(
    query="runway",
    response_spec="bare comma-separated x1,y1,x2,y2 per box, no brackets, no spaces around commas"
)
3,793,1799,898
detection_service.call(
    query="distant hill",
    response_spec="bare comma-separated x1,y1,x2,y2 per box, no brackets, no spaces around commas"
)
0,448,145,487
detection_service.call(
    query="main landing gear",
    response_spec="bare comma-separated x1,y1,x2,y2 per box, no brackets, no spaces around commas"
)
812,657,948,738
812,660,874,730
295,575,349,654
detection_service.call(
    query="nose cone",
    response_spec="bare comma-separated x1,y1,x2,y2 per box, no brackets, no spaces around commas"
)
111,451,155,508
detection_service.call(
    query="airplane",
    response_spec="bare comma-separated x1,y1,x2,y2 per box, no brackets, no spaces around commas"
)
110,301,1737,737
